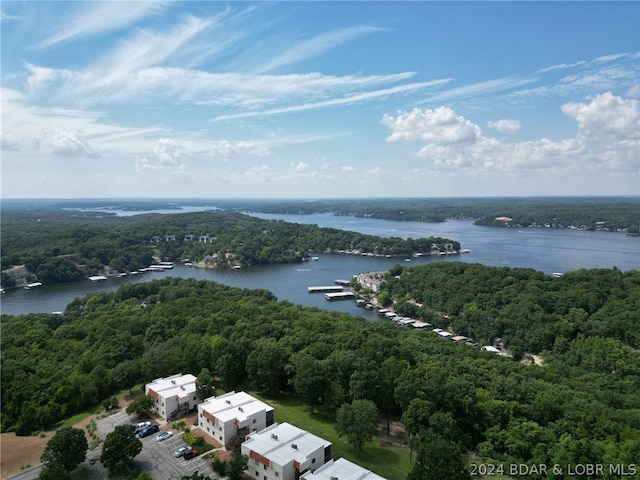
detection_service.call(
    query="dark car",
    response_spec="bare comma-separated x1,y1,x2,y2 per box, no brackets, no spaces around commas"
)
184,449,199,460
138,425,159,438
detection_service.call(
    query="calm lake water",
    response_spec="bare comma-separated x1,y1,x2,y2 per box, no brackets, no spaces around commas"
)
2,212,638,317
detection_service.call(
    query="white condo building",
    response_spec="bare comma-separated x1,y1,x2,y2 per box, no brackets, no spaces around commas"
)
197,391,275,445
242,423,332,480
145,373,201,421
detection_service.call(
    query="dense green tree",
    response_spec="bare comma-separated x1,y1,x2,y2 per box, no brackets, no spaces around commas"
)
41,426,88,472
100,424,142,470
38,461,72,480
225,453,248,480
125,395,155,417
246,338,291,394
408,431,471,480
290,352,329,413
196,368,216,401
181,473,211,480
335,399,379,451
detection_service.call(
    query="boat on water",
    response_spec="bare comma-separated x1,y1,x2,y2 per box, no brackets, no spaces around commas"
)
24,282,43,290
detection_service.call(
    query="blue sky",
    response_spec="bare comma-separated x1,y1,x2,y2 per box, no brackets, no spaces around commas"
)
1,1,638,199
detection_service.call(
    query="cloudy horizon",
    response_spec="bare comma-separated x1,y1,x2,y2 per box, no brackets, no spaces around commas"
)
1,2,638,199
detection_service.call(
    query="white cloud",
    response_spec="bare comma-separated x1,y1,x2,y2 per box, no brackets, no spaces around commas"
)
561,91,639,140
0,130,21,151
209,140,270,159
35,2,171,49
44,129,99,158
487,119,521,134
135,138,187,172
383,93,638,174
381,107,481,145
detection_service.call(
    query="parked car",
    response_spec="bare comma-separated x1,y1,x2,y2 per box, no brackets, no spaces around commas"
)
173,446,192,458
184,449,199,460
135,421,151,433
156,431,174,442
138,425,159,438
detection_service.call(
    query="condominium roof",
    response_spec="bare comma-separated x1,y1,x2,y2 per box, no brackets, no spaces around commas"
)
244,423,331,467
301,458,387,480
147,373,197,398
200,391,273,423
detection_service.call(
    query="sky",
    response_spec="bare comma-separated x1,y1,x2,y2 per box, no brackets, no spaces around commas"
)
1,1,639,199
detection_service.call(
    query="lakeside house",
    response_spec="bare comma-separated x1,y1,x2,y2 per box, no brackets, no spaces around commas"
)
356,271,385,293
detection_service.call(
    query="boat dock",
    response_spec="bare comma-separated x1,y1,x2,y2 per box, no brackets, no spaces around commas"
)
308,286,344,293
334,279,351,286
325,291,355,300
88,275,107,282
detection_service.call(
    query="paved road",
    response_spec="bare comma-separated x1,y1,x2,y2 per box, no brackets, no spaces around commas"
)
9,410,217,480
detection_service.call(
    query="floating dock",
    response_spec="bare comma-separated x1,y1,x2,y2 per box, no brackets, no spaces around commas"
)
88,275,108,282
324,291,355,300
308,286,344,293
334,279,351,286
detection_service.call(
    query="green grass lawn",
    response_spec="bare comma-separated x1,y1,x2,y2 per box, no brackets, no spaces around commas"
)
250,392,412,480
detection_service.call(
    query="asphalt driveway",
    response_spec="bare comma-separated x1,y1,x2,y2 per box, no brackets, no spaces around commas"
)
97,410,216,480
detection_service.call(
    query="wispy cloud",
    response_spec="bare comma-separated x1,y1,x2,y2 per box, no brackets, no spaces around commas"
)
211,79,452,122
35,2,171,49
0,10,21,22
535,60,587,74
419,76,538,105
253,25,386,74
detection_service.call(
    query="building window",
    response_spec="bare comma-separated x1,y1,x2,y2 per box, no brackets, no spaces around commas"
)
275,473,279,477
312,458,316,464
253,418,257,424
263,464,267,470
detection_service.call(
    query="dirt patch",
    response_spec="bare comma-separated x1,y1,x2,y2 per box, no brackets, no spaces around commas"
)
378,417,408,448
1,430,54,479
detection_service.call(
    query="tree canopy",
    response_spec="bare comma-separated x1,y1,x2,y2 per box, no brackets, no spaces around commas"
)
40,426,88,472
1,264,639,479
100,424,142,470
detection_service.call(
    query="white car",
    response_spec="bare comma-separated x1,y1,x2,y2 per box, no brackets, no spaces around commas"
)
134,421,151,433
156,431,174,442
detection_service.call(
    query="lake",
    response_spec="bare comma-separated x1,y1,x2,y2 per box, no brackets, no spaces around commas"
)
1,213,638,317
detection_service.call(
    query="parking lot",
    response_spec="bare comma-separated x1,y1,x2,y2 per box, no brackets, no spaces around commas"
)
97,410,216,480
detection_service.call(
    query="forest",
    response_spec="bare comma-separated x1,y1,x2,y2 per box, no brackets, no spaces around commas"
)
2,263,639,479
223,197,640,233
0,205,458,287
